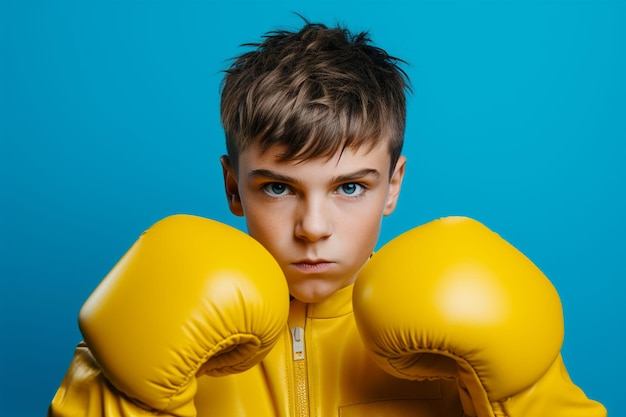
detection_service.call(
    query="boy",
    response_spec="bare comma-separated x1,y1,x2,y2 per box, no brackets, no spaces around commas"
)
49,21,605,416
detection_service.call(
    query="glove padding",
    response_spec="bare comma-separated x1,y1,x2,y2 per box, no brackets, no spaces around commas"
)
353,216,565,416
79,214,289,416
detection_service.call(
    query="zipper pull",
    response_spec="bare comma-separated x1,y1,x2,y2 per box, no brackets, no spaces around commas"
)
290,326,305,361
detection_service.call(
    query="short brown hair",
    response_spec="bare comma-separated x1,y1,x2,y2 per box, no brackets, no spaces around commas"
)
220,21,410,175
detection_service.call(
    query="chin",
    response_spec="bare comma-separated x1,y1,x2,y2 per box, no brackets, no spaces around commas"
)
289,283,335,304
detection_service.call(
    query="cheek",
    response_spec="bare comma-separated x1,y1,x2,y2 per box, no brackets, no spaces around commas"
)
243,208,288,255
343,205,384,249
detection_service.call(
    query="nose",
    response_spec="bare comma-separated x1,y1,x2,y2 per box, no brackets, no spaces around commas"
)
294,196,333,242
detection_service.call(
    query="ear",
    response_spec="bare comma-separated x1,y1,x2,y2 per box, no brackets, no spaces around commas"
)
220,155,244,217
383,155,406,216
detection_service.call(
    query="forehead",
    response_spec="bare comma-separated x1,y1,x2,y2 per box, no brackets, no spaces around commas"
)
237,142,392,179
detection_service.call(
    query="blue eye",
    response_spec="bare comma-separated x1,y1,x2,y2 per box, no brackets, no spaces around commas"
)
338,183,363,196
263,182,289,196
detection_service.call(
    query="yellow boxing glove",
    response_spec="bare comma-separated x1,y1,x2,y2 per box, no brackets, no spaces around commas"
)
353,216,606,417
49,214,289,417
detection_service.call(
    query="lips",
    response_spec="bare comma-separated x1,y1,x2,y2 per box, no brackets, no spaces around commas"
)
291,260,334,274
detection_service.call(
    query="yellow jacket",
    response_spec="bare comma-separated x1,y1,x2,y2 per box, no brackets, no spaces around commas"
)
49,282,605,417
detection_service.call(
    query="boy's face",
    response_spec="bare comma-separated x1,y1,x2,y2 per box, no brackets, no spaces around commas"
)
221,142,405,304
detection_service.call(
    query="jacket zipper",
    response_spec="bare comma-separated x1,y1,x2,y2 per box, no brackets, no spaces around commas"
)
289,300,309,417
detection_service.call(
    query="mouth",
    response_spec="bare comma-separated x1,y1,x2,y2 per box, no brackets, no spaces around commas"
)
291,260,334,274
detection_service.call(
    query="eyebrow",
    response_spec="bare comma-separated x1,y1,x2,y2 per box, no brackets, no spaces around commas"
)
334,168,381,183
248,168,381,184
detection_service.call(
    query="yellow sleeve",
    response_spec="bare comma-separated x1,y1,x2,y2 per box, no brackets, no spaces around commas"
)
491,354,606,417
47,343,159,417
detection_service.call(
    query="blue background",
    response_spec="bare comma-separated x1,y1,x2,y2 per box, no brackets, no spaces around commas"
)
1,1,624,416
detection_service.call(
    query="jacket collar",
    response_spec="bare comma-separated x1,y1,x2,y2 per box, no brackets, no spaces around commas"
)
305,283,354,319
